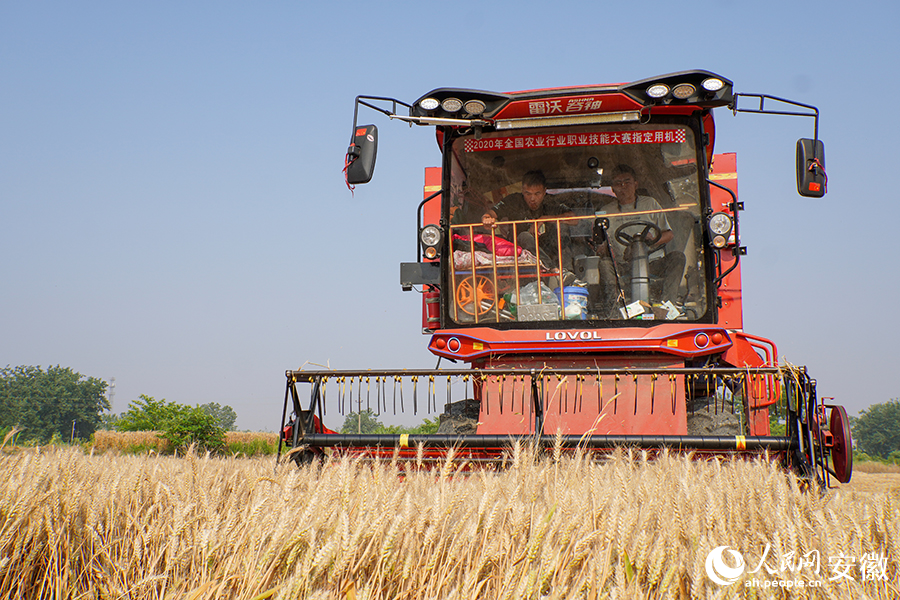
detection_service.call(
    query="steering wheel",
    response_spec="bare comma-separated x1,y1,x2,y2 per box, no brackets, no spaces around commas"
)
614,221,662,247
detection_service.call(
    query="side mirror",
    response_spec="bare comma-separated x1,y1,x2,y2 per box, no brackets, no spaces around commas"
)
346,124,378,185
796,138,826,197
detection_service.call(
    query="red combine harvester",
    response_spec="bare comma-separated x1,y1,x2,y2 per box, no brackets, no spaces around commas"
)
280,70,851,487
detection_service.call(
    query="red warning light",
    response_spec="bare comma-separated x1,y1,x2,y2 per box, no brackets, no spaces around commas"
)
355,128,367,137
809,182,821,192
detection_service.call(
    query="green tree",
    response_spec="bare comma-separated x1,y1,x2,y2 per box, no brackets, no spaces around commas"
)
98,412,119,430
340,410,439,435
115,395,227,454
341,409,384,434
768,408,785,436
0,365,109,442
199,402,237,430
159,407,226,454
116,395,186,431
852,399,900,459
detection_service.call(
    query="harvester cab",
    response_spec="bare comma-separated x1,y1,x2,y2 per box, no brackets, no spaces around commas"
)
282,70,849,488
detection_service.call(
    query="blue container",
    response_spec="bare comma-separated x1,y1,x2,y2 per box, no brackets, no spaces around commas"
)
554,286,589,320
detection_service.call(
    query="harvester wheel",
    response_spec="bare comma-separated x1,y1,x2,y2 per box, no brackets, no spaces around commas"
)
456,276,495,316
829,405,853,483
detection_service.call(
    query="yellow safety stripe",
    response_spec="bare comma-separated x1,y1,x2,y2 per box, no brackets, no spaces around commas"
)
735,435,746,450
399,434,409,448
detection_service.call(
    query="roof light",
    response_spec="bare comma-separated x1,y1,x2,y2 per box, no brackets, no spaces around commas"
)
419,97,440,111
672,83,696,99
646,84,670,98
441,97,463,112
702,77,725,92
463,99,486,115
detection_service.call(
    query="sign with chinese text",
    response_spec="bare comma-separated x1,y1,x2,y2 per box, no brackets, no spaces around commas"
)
464,129,687,153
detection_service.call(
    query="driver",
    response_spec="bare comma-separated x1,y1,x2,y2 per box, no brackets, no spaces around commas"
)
596,164,686,306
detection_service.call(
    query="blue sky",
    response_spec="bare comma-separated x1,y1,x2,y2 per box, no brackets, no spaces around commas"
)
2,1,898,431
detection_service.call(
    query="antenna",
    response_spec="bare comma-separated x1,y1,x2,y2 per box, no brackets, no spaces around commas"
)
108,377,116,408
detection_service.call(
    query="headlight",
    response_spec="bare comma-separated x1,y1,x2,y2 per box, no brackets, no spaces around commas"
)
421,225,442,246
708,212,733,248
708,212,733,235
420,225,443,259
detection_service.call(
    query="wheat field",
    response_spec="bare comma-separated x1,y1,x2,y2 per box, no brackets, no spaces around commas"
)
0,444,896,599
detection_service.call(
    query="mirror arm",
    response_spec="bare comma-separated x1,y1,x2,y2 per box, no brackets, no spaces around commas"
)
351,95,414,140
389,114,490,127
730,93,820,153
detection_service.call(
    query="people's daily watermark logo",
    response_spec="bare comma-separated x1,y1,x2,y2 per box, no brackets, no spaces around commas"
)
705,546,746,585
705,544,889,588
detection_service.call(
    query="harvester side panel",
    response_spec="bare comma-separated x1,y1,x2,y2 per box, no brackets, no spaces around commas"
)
710,153,742,329
420,167,442,331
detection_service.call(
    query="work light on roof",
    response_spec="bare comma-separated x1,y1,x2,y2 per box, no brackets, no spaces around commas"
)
672,83,696,99
701,77,725,92
463,99,486,115
441,98,463,113
646,84,670,99
419,97,440,111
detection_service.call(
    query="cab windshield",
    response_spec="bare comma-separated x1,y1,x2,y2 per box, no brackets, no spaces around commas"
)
446,121,708,325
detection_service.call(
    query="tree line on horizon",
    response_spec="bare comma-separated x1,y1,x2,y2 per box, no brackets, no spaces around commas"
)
1,365,237,453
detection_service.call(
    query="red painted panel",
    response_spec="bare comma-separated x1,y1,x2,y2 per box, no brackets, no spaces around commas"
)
474,356,686,436
709,153,742,329
429,324,733,361
493,93,642,120
421,167,442,331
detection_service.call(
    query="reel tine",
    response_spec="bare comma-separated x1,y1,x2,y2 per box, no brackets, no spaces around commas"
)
670,374,677,414
633,373,638,415
597,370,603,414
614,374,619,414
578,374,584,413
